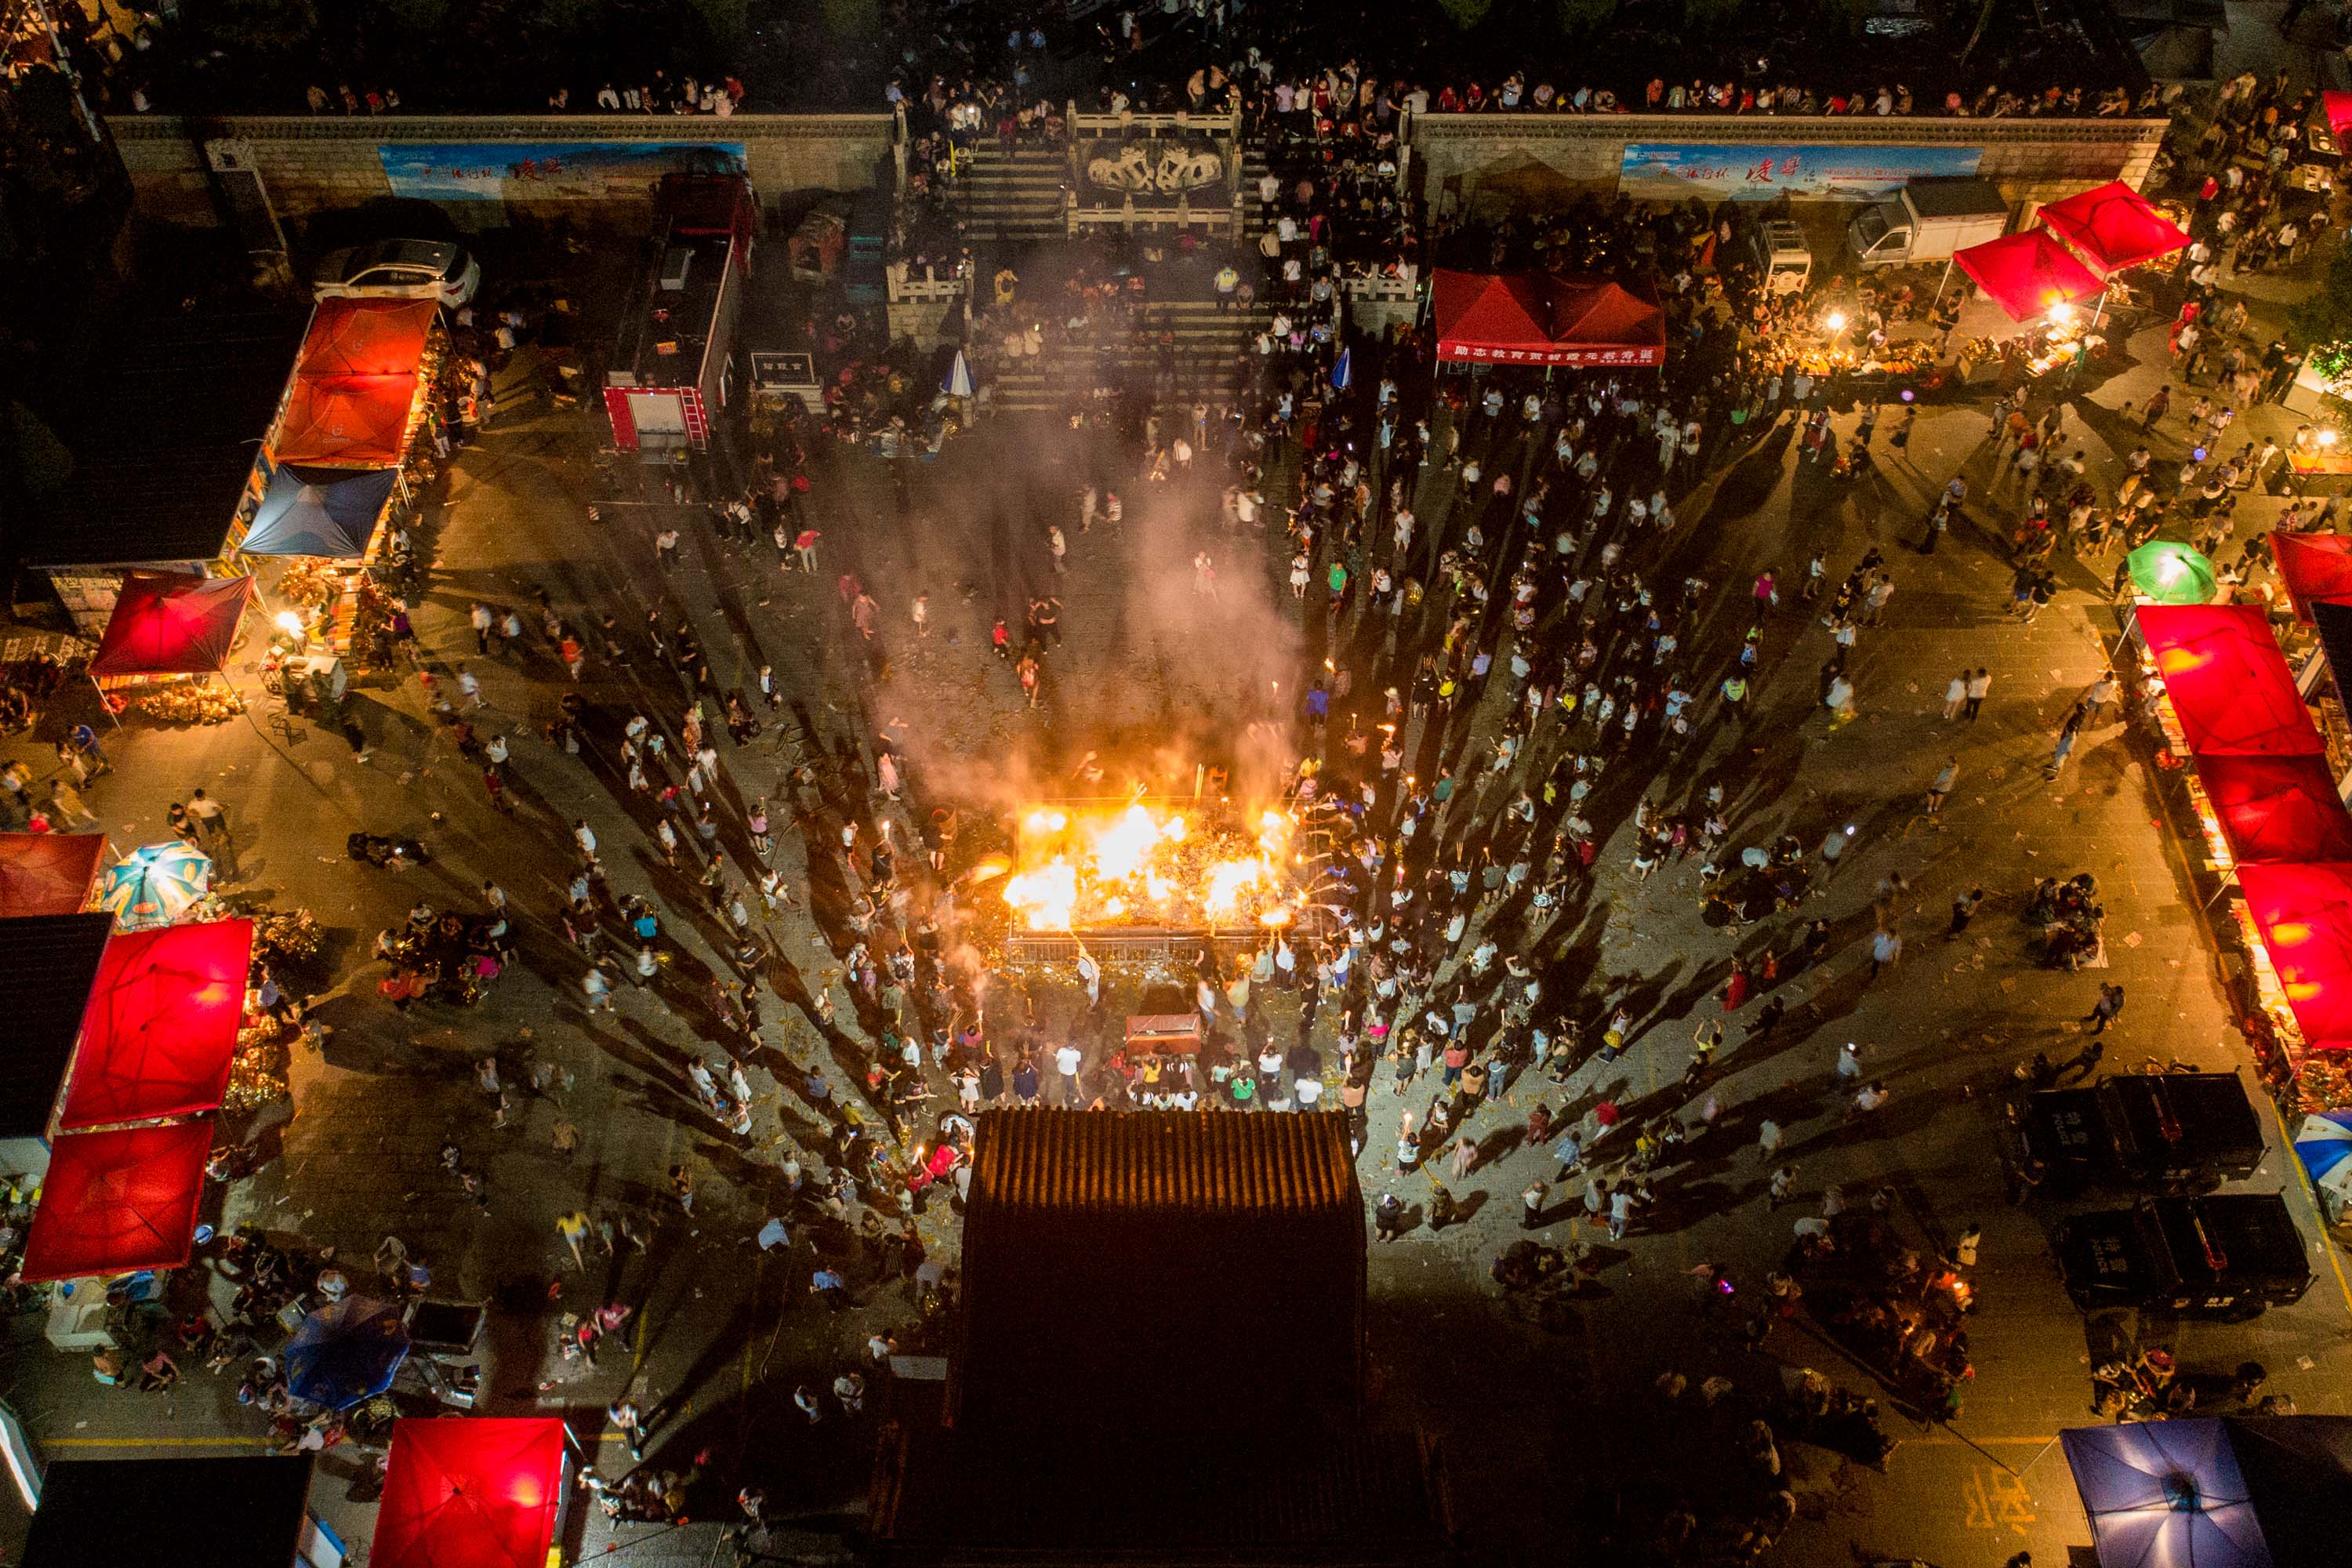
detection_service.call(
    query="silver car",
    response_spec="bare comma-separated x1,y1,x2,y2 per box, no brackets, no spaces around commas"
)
312,239,480,308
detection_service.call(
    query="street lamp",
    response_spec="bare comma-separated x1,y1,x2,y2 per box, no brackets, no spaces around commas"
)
2048,301,2077,327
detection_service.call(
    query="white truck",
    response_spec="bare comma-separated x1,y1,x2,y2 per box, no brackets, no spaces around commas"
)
1752,219,1813,295
1847,177,2009,270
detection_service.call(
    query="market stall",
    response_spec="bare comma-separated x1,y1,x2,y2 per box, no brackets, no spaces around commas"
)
1951,230,2107,381
0,832,108,917
54,918,254,1131
373,1417,570,1568
1431,269,1667,368
246,299,451,670
2195,755,2352,867
2034,180,2192,277
2238,862,2352,1052
2274,531,2352,623
18,1119,213,1282
86,572,253,725
2135,604,2325,758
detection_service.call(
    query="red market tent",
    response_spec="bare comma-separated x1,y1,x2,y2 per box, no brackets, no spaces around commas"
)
2274,531,2352,624
1952,230,2103,321
2136,604,2324,758
89,572,255,680
2198,754,2352,866
2036,180,2191,275
20,1120,213,1281
296,298,438,380
274,373,420,468
0,831,107,916
1431,269,1667,367
374,1417,568,1568
56,918,254,1131
2239,862,2352,1050
2326,91,2352,142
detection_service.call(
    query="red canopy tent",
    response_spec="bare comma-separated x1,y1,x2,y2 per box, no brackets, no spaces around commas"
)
56,919,254,1131
295,298,438,380
1431,269,1666,367
0,831,108,916
2136,604,2323,757
20,1120,214,1281
89,573,255,680
2196,754,2352,866
2035,180,2191,275
273,374,420,468
1952,231,2103,321
374,1417,568,1568
2239,862,2352,1050
2325,91,2352,142
2273,531,2352,624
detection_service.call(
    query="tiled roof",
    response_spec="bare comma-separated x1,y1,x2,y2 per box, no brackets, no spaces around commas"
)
954,1109,1366,1435
971,1106,1359,1214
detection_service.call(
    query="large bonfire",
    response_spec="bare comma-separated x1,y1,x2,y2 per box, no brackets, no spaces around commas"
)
988,798,1301,933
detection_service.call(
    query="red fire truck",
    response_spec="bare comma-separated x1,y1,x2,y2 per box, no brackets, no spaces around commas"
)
604,173,755,453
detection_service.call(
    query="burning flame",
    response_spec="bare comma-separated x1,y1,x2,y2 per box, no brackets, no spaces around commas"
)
1000,800,1299,932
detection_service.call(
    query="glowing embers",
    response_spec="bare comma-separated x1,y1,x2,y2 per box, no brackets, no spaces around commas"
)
996,800,1298,931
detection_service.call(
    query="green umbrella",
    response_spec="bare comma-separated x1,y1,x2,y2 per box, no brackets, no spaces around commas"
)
2126,541,2216,605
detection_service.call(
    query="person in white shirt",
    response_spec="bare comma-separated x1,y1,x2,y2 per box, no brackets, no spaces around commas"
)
1054,1043,1083,1103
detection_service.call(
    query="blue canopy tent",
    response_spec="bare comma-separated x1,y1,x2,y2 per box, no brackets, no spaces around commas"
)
2062,1419,2268,1568
242,465,399,558
285,1296,410,1409
2062,1417,2352,1568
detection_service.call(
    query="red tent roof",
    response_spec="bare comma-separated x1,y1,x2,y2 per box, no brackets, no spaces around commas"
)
375,1418,568,1568
1952,231,2103,321
2240,862,2352,1050
2198,754,2352,866
0,832,107,916
2136,604,2323,757
2273,531,2352,624
2036,180,2190,275
89,572,255,680
1431,269,1666,367
20,1120,213,1281
296,298,438,379
273,374,419,468
56,918,254,1131
2326,91,2352,140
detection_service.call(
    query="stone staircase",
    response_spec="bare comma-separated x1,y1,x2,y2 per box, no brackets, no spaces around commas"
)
989,298,1269,415
950,143,1069,243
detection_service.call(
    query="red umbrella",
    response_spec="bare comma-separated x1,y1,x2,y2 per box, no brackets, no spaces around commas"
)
1953,231,2103,321
2240,863,2352,1049
374,1418,568,1568
2036,180,2190,275
20,1121,214,1281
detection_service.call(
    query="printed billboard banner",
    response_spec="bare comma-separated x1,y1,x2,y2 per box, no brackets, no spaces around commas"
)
381,142,747,201
1619,143,1984,202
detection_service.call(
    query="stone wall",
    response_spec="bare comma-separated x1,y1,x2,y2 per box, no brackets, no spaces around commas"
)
109,114,894,233
1409,112,2171,220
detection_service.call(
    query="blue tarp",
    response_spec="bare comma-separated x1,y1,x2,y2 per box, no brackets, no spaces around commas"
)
242,465,397,558
285,1296,409,1409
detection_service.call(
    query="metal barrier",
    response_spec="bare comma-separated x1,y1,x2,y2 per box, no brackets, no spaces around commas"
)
1007,927,1264,964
